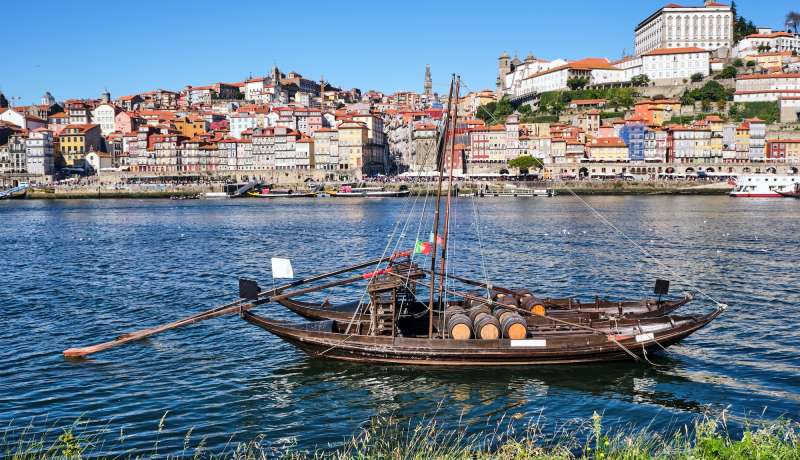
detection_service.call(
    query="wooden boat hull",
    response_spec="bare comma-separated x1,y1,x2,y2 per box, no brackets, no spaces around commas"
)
275,294,693,322
242,308,722,366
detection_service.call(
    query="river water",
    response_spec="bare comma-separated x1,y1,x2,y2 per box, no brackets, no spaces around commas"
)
1,196,798,455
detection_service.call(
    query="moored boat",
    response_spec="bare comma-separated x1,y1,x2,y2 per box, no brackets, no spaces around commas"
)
729,174,800,197
330,184,410,197
0,184,29,200
242,308,722,366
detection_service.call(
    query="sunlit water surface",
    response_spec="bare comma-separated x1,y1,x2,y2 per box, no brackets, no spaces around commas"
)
1,196,798,455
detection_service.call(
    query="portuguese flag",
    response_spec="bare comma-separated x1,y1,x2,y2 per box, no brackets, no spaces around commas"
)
414,240,432,256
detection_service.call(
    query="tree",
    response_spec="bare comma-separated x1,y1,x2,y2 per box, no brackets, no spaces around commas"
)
495,97,514,117
786,11,800,33
691,73,705,83
567,76,589,90
733,58,744,67
746,60,757,67
508,155,543,174
718,65,738,79
732,2,758,41
757,44,772,53
631,74,651,87
518,104,532,115
475,101,497,123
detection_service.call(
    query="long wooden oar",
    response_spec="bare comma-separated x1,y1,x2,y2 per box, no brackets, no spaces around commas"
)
62,254,407,358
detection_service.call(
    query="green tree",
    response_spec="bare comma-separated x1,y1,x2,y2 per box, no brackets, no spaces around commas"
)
475,101,497,123
631,74,650,87
508,155,543,174
518,104,532,115
757,44,772,53
494,97,514,118
733,58,744,67
567,76,589,90
718,65,738,79
690,73,705,83
746,60,757,67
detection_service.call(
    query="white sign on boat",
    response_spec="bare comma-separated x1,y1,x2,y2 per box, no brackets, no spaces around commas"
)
635,332,655,343
510,339,547,347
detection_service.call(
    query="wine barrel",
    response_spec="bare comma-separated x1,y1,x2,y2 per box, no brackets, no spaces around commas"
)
473,312,501,340
498,295,519,308
501,313,528,340
492,307,516,323
447,313,473,340
467,305,492,322
521,296,546,316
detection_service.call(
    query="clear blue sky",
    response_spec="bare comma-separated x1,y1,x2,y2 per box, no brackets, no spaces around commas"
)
1,0,797,104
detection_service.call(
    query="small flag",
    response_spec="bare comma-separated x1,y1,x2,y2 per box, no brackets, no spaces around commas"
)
414,240,432,256
271,258,294,279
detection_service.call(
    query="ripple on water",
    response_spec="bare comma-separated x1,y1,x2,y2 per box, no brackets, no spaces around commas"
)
0,197,798,454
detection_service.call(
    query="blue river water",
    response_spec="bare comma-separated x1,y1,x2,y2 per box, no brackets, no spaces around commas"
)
0,196,798,456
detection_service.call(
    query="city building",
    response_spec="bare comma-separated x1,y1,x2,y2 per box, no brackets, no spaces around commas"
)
91,103,119,135
25,129,55,176
734,73,800,102
736,30,800,58
58,124,103,167
641,47,711,84
634,1,734,56
766,139,800,161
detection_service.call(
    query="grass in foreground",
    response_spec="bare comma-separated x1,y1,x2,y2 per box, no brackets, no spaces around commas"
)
4,412,799,459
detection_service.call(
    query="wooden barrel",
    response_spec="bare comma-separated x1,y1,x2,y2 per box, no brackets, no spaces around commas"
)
498,295,519,308
473,312,501,340
492,307,516,323
467,305,492,322
447,313,473,340
521,296,546,316
501,313,528,340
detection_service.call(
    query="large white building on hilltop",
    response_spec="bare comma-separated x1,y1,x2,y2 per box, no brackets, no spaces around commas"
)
635,1,734,56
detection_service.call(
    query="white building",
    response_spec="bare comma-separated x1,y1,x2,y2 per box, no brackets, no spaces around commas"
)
635,1,734,56
25,129,55,176
641,47,711,84
736,30,800,58
734,73,800,102
91,103,119,135
0,108,46,130
228,112,259,139
514,58,624,95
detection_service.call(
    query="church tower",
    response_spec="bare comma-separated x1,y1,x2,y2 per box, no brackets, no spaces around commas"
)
424,64,433,97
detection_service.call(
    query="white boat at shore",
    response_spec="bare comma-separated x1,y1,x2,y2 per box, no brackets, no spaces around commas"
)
729,175,800,198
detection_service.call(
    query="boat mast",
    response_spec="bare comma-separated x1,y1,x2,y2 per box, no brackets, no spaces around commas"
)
435,76,460,336
427,75,456,339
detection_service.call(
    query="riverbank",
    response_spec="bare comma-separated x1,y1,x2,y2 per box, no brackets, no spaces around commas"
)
19,180,731,199
6,413,797,459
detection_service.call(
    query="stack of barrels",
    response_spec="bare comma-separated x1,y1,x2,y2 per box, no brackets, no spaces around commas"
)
445,294,528,340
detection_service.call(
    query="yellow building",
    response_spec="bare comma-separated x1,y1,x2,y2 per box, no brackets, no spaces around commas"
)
337,121,369,170
587,137,629,162
174,116,206,138
58,124,102,167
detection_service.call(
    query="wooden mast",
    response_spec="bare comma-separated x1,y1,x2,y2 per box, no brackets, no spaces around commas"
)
427,75,456,338
435,76,460,337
